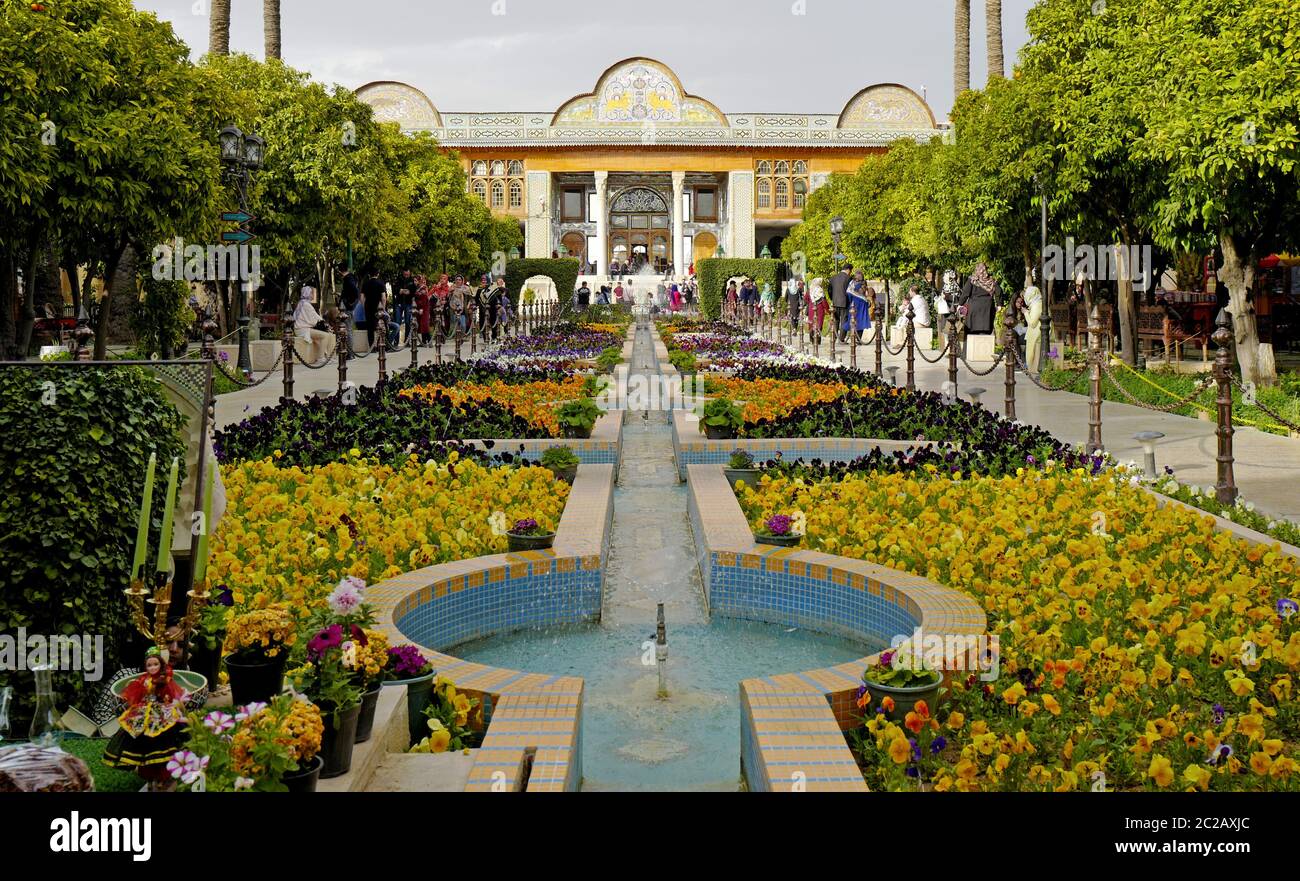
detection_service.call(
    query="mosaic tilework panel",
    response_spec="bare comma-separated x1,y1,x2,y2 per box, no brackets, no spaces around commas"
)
395,561,601,652
708,555,911,648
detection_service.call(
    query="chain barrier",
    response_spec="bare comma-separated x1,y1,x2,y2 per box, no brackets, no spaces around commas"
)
957,350,1007,377
1008,346,1090,391
1230,376,1300,433
914,335,952,364
213,348,285,389
882,338,907,356
1098,360,1216,413
292,345,334,370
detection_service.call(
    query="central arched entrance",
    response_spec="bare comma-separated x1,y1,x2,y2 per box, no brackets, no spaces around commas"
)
609,186,671,272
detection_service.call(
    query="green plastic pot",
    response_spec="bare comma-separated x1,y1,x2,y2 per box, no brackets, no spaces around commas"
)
863,674,943,722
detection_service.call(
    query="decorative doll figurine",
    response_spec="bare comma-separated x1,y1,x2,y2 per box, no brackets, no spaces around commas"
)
103,647,189,790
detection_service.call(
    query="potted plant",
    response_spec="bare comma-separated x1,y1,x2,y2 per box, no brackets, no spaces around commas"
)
221,604,298,705
382,644,436,748
506,517,555,552
669,349,697,378
556,397,601,439
596,347,621,374
409,676,483,755
287,623,365,779
753,512,803,547
351,628,389,744
723,448,760,491
541,445,580,484
171,695,324,792
860,646,943,722
699,398,743,440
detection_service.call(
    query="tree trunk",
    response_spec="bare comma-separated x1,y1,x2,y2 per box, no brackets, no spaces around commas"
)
92,244,126,361
209,0,232,57
15,234,42,358
0,250,17,360
985,0,1004,81
954,1,971,98
1114,239,1138,366
264,0,282,61
1219,231,1273,386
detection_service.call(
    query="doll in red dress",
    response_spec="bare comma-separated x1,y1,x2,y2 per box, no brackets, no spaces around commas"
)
102,647,189,789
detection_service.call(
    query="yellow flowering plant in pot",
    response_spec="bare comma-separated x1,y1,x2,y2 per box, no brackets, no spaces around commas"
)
409,676,482,755
173,694,324,793
222,603,298,706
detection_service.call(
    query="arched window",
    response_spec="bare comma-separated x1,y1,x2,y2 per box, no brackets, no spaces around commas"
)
490,160,506,177
490,180,505,208
774,160,790,175
756,160,772,175
507,160,524,175
472,160,488,176
793,178,807,209
775,179,789,209
471,179,487,203
508,179,523,208
793,160,808,174
757,179,771,208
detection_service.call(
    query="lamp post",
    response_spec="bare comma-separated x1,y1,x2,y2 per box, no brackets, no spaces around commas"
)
218,125,265,376
1035,174,1051,373
830,215,844,362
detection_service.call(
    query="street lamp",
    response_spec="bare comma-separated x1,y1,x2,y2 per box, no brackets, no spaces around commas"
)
219,124,264,375
830,215,845,273
1035,175,1051,373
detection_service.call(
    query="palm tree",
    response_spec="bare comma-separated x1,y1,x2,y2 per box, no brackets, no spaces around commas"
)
985,0,1004,81
209,0,231,56
264,0,282,61
954,1,971,98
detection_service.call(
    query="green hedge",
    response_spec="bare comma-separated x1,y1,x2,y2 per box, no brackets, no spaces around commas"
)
0,367,186,725
695,258,782,319
504,258,582,319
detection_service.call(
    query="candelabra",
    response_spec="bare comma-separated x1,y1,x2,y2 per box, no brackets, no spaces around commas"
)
124,571,212,654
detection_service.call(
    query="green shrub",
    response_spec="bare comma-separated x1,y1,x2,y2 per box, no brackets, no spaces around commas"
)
695,258,781,319
504,258,581,318
596,346,622,372
556,398,601,434
130,275,193,358
700,398,744,434
0,366,186,725
669,350,697,374
540,446,580,469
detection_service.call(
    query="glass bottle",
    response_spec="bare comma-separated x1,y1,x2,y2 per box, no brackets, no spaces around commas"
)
27,665,66,746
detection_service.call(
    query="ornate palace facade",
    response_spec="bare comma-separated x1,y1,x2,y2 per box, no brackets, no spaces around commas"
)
357,58,940,275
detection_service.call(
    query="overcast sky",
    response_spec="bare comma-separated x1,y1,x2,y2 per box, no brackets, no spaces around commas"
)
136,0,1034,121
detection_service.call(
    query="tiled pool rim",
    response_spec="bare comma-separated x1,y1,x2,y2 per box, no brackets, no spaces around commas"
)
366,462,615,792
686,463,987,792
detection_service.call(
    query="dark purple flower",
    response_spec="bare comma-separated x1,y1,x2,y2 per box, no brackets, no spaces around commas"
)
214,584,234,607
765,514,793,536
931,735,947,754
387,644,432,679
307,624,343,660
1277,598,1298,619
1212,703,1226,725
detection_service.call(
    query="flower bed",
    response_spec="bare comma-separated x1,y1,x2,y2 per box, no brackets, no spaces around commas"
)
472,322,622,370
215,385,549,468
209,451,569,619
398,375,591,436
737,467,1300,791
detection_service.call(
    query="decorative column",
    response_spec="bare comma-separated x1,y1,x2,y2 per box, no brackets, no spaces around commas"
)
727,171,755,259
594,171,609,277
525,170,551,259
672,171,686,278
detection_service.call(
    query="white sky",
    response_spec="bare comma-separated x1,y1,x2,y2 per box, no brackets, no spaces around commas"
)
137,0,1034,121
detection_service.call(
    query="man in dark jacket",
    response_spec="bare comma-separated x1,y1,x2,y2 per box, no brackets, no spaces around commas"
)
830,264,853,342
361,268,385,349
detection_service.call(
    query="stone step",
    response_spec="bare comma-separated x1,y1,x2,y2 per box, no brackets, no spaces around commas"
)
363,751,479,792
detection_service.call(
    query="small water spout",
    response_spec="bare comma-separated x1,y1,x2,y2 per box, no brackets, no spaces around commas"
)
656,602,668,699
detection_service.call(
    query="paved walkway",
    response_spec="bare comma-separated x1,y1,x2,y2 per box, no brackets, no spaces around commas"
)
801,330,1300,523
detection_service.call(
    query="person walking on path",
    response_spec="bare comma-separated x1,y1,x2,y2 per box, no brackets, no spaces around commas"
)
669,283,682,312
842,273,872,345
786,277,804,330
805,277,829,344
415,276,432,346
361,268,385,350
449,276,471,336
959,262,999,335
830,263,853,343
